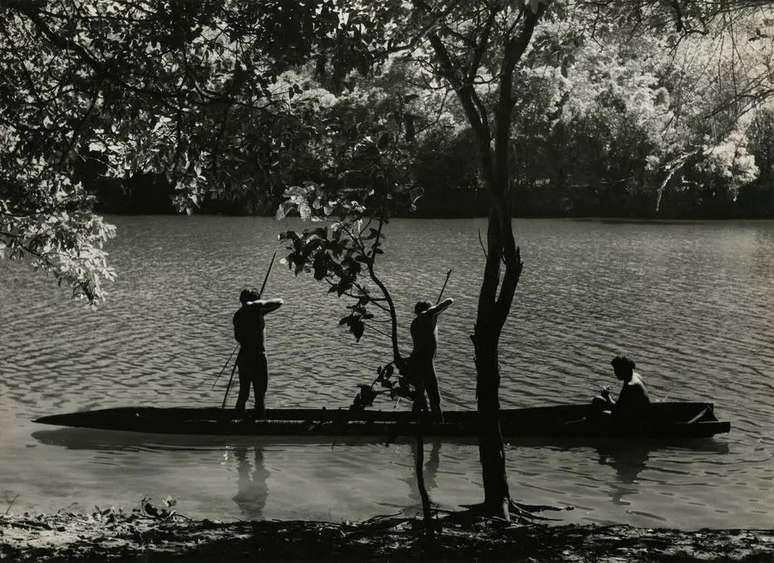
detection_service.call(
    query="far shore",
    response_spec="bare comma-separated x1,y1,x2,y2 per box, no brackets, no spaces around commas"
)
96,210,774,221
2,507,773,562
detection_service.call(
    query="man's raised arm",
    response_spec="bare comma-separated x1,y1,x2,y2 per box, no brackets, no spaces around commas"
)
423,297,454,318
246,298,284,314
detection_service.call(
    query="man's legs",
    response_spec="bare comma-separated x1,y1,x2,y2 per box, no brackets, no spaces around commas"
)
410,357,429,412
424,362,443,422
253,353,268,418
235,352,255,411
412,358,443,420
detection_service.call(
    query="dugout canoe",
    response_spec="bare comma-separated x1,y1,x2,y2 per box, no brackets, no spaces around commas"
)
34,402,730,439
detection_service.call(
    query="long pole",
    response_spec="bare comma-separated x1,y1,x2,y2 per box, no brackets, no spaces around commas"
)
211,345,238,390
221,359,239,409
436,269,452,304
222,251,277,408
257,251,277,298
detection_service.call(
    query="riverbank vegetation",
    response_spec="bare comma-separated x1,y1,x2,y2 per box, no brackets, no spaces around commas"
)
3,507,774,562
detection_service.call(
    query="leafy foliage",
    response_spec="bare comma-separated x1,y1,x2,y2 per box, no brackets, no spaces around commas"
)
276,102,421,336
350,361,417,411
0,159,116,302
336,1,774,211
277,122,425,409
0,0,365,302
278,181,397,344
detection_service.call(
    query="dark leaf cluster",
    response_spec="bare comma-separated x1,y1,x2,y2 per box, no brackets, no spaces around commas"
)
349,359,416,411
279,220,380,341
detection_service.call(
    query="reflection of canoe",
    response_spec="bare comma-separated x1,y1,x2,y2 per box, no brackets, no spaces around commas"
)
34,402,729,439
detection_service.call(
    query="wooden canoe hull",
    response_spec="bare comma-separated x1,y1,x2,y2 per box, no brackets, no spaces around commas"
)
34,402,730,440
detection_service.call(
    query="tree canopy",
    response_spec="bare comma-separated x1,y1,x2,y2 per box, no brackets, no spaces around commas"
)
1,0,356,301
2,0,773,301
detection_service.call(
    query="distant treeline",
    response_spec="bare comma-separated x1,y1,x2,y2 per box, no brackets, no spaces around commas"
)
90,177,774,219
90,113,774,219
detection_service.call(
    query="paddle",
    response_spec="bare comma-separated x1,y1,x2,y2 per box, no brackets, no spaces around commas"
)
221,251,277,409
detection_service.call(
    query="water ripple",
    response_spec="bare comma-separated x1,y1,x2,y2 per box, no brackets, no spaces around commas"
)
1,217,773,528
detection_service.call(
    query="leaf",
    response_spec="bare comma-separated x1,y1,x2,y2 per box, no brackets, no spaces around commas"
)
350,318,364,341
335,279,353,296
313,254,328,280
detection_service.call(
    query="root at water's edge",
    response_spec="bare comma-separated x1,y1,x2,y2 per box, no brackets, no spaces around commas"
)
447,498,569,526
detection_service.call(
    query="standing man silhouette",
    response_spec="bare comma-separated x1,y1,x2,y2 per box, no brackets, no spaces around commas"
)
409,297,454,421
233,288,283,419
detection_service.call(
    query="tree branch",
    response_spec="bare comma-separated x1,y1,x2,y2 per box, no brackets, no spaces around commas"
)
467,9,495,86
365,217,402,365
428,33,495,188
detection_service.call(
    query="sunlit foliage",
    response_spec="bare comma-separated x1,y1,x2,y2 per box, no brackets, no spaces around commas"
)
0,0,352,302
2,0,772,305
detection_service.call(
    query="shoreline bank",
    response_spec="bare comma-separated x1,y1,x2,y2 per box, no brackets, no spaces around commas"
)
2,508,773,562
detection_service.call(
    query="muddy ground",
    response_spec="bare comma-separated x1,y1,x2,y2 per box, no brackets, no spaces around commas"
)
2,506,773,562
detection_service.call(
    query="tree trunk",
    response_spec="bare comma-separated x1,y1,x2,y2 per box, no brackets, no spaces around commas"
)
473,322,510,515
426,5,536,520
472,197,522,519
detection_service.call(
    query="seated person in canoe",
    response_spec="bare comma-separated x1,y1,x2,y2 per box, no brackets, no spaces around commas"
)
233,288,283,419
590,355,651,424
409,297,454,422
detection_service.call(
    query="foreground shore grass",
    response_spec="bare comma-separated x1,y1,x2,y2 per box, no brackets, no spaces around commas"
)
2,508,774,562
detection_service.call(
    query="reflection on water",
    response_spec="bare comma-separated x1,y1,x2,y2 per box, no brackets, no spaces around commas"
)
2,217,774,528
231,445,269,519
424,439,441,493
595,441,731,523
26,426,735,527
402,439,442,516
596,444,651,507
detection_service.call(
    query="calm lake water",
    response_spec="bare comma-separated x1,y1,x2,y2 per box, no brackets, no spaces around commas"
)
1,216,773,529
